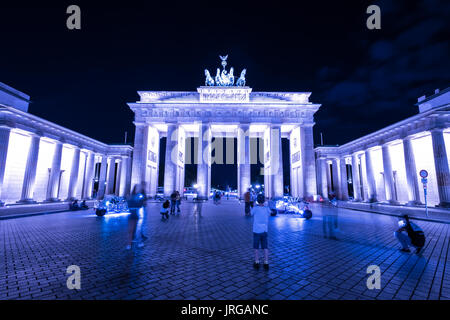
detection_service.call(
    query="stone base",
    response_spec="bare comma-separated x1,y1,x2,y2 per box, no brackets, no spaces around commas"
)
16,199,37,204
43,198,62,203
436,202,450,208
407,200,422,206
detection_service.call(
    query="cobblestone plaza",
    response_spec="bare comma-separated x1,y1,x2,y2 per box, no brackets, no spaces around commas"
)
1,200,448,300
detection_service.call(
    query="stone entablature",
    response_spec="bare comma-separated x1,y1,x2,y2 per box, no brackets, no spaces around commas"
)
131,88,319,126
0,104,132,157
137,89,313,104
318,104,450,157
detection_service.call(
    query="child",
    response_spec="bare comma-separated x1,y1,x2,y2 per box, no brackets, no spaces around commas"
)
251,194,270,270
160,200,170,220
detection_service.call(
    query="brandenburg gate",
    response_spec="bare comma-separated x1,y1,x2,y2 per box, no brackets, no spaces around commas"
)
128,56,321,200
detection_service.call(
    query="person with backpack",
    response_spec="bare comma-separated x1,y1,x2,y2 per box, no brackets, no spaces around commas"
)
394,215,425,254
160,200,170,220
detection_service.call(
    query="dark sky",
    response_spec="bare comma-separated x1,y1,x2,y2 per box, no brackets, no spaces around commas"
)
1,0,449,189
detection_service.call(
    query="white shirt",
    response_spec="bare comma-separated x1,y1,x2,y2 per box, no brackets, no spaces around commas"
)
251,205,270,233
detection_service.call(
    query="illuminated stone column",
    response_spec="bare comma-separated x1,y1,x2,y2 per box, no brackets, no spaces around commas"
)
381,143,397,204
270,125,284,198
18,134,41,203
131,123,149,189
114,159,122,196
106,157,117,195
331,158,341,198
301,125,317,199
326,160,332,194
0,125,11,206
124,156,132,197
351,153,361,201
237,123,251,199
402,137,421,205
319,158,328,198
364,149,378,202
97,155,108,200
164,124,177,197
46,141,63,201
263,127,271,198
431,128,450,207
197,123,211,200
339,157,349,200
67,146,81,200
82,152,96,199
147,127,161,197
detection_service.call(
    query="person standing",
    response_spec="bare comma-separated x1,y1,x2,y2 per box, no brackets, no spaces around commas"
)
251,194,270,270
175,190,181,214
126,184,146,250
137,181,148,241
250,189,256,208
244,188,251,216
170,191,177,215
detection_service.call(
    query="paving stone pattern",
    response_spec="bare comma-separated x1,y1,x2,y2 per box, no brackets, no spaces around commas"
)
0,200,449,300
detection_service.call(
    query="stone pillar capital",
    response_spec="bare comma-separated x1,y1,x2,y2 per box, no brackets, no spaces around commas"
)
430,127,445,134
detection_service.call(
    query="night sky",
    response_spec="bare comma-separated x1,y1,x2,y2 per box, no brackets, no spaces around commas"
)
1,1,449,189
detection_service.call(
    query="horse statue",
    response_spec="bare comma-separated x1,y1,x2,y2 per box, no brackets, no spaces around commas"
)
204,69,215,86
215,68,222,86
236,69,246,86
228,67,235,86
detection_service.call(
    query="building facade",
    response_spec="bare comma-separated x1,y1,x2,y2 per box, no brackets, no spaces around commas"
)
0,83,133,206
315,88,450,208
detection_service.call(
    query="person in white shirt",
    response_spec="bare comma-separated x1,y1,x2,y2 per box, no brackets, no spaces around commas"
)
251,193,270,270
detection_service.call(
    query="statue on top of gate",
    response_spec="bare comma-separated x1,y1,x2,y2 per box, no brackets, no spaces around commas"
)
204,55,246,87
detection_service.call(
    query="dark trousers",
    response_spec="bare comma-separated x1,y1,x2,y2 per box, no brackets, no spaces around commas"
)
245,202,251,215
170,200,176,214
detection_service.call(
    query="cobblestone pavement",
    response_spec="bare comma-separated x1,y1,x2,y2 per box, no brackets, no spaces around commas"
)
1,199,449,300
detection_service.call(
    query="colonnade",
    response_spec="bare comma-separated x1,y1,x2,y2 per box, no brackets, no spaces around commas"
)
316,129,450,208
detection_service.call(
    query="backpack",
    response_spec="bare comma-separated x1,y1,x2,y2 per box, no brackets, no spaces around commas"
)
405,222,425,247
